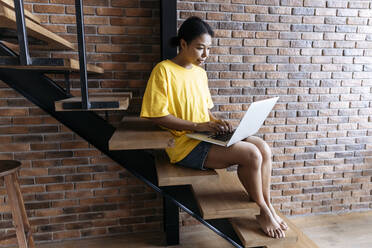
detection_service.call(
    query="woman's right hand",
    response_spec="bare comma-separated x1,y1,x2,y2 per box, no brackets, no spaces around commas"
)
194,120,230,133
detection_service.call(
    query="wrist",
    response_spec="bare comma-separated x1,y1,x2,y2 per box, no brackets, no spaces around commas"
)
192,122,198,131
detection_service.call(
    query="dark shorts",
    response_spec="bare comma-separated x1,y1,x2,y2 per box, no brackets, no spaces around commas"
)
176,141,211,170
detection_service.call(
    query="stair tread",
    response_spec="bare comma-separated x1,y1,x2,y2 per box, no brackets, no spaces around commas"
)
0,0,41,24
0,5,74,50
191,169,259,220
109,117,175,151
155,150,218,187
55,93,131,111
0,58,104,74
230,213,298,248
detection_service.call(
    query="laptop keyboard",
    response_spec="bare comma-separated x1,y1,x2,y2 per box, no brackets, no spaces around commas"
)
208,132,234,142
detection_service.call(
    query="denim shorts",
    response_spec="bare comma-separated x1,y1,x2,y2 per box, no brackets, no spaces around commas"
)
176,141,211,170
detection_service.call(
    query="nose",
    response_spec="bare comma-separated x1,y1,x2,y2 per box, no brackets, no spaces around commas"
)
202,48,209,58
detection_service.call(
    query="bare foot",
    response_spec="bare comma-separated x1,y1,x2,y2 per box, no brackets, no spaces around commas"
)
268,205,289,231
255,213,285,239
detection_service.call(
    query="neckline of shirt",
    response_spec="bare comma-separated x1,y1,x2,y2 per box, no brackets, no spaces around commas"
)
167,59,195,71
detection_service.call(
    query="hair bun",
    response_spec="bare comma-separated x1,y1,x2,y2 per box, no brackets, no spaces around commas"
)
169,36,180,47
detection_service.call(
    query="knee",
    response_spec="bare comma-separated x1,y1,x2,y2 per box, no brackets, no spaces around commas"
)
245,146,263,170
261,141,272,160
254,137,272,160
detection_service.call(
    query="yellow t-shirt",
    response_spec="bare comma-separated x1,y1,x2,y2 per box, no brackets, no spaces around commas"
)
140,60,214,163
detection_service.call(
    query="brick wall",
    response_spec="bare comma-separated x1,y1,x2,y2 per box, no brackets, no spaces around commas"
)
0,0,162,245
0,0,371,245
178,0,372,215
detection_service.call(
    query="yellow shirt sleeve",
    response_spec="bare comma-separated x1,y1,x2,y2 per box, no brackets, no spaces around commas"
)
140,64,169,118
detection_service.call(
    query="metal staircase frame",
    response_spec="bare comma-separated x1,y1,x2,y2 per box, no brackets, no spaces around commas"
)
0,0,257,247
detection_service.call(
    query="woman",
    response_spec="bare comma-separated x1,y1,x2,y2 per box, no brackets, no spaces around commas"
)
140,16,287,239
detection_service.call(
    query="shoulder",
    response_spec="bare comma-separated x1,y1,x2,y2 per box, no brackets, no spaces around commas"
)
152,60,168,72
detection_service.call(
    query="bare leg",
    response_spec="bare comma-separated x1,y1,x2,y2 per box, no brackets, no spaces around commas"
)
244,136,288,230
204,142,284,238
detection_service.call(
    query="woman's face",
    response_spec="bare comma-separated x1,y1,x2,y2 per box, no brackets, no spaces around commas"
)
180,33,212,66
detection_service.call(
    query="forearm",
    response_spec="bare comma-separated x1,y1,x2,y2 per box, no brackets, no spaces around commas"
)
208,110,218,122
145,115,198,132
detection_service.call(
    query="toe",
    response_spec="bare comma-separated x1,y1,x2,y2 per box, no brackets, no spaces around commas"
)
281,221,288,230
275,229,281,239
280,228,286,238
268,229,275,239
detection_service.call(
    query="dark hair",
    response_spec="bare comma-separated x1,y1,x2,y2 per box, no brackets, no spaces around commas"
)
169,16,214,48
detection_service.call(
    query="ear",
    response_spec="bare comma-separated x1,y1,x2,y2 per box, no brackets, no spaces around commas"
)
180,38,187,50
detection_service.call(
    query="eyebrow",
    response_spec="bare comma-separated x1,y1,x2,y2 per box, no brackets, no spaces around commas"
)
195,43,211,46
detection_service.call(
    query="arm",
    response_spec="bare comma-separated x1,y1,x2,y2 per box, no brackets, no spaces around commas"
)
146,114,227,133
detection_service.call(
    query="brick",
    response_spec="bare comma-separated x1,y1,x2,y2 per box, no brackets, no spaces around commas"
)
281,0,303,7
207,12,231,21
50,15,76,24
96,7,124,16
97,26,125,35
304,0,325,7
33,4,65,14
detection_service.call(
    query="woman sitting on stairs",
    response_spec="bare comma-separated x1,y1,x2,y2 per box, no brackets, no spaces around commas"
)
140,16,288,239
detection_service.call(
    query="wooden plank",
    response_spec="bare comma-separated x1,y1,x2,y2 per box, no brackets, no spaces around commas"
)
155,150,218,187
55,94,130,111
230,214,298,248
0,58,104,74
5,174,28,248
0,5,74,50
191,169,259,220
109,117,175,150
68,59,104,74
0,0,41,24
13,173,35,247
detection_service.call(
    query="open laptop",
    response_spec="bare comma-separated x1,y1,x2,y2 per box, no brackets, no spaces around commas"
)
186,97,279,147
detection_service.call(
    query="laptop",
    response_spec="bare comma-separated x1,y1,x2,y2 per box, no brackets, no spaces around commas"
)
186,97,279,147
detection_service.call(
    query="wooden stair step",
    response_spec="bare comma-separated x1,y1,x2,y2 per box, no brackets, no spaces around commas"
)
109,117,175,151
55,92,131,111
0,0,41,24
0,5,74,50
0,57,103,74
191,169,259,220
230,212,298,248
155,150,218,187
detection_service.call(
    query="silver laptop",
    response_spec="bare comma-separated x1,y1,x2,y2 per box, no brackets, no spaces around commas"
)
186,97,279,147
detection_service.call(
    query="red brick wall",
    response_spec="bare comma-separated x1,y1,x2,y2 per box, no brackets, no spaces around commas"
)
178,0,372,215
0,0,371,245
0,0,162,245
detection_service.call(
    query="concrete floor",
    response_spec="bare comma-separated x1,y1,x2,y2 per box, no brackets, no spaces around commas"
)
8,210,372,248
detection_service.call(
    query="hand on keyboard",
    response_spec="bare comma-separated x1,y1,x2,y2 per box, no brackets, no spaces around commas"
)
208,131,234,142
